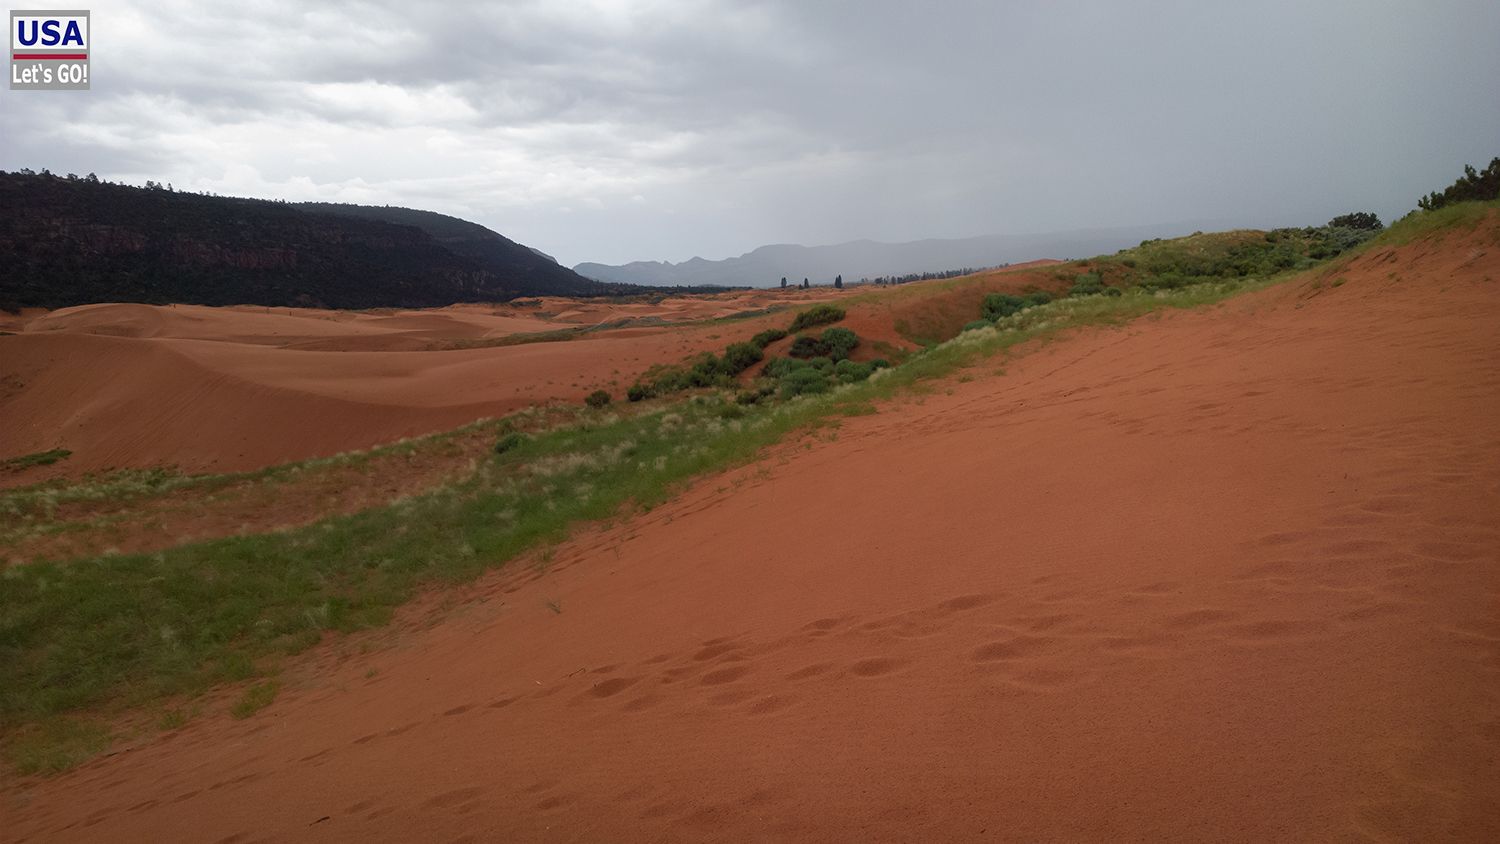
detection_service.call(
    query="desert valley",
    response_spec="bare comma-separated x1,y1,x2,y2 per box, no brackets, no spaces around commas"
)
3,192,1498,840
4,3,1500,841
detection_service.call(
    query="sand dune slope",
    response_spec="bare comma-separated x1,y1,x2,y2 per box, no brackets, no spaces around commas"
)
0,290,871,479
0,320,756,478
6,229,1499,840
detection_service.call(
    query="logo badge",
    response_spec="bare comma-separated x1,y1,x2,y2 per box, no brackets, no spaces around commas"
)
11,9,89,90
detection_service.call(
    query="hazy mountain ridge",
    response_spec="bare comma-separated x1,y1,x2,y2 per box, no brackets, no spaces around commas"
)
575,223,1228,287
0,173,614,310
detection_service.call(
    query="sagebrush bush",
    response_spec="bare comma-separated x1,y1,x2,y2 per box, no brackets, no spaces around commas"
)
762,356,802,378
982,293,1027,320
820,327,859,361
834,358,875,383
779,367,831,398
962,319,992,332
720,342,763,374
627,383,652,402
750,328,787,348
788,304,845,332
494,432,528,454
788,335,831,358
736,382,776,405
585,390,611,409
1068,273,1106,297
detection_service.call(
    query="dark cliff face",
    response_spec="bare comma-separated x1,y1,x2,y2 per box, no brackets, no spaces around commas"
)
0,173,611,310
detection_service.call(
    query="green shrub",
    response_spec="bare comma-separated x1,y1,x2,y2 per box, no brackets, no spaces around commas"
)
494,432,528,454
720,342,763,374
982,293,1027,320
735,383,775,405
1068,273,1106,297
762,356,804,379
1023,290,1053,307
684,353,732,388
788,304,845,332
961,319,992,332
626,383,652,402
820,327,859,361
779,368,831,398
870,358,891,369
1328,212,1382,231
788,335,831,358
750,328,788,348
584,390,611,409
1418,158,1499,211
834,359,875,383
806,356,835,373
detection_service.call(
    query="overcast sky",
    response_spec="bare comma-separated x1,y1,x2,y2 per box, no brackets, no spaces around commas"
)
2,1,1497,266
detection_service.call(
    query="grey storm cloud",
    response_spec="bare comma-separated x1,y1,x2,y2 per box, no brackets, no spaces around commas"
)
2,0,1498,266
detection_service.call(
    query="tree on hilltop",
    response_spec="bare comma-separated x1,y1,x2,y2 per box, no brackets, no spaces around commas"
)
1328,212,1382,230
1418,158,1500,211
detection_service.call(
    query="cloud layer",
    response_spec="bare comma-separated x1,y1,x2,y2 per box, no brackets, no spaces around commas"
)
3,0,1498,265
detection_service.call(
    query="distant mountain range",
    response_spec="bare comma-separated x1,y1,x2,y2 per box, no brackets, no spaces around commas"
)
574,223,1224,287
0,172,622,311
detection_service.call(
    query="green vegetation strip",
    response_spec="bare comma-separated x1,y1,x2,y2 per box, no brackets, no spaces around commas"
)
1,449,72,472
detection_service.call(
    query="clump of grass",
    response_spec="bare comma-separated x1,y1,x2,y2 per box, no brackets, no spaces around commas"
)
787,304,845,332
749,328,787,348
4,718,112,775
229,681,280,719
2,449,72,472
494,432,528,454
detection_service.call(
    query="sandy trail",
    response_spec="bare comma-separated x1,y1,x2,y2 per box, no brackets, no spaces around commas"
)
5,232,1499,840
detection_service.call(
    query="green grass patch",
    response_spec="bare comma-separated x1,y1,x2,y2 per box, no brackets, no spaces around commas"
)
787,304,845,332
2,449,72,472
1368,199,1500,249
229,681,280,720
4,717,112,775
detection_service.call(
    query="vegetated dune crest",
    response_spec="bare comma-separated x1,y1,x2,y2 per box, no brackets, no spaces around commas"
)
7,215,1498,840
0,266,1061,483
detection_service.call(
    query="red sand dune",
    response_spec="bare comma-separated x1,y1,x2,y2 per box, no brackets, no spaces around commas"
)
5,226,1497,839
0,295,817,480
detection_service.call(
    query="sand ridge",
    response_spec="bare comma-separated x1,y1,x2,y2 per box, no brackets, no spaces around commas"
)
5,226,1497,840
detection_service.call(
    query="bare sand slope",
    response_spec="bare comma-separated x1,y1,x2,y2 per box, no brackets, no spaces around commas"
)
1,321,815,483
0,329,730,477
7,233,1500,840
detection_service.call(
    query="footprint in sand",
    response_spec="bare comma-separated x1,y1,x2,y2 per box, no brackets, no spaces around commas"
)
699,665,752,685
422,786,483,811
586,676,640,698
850,657,907,677
970,635,1054,662
1161,608,1240,629
785,662,834,681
